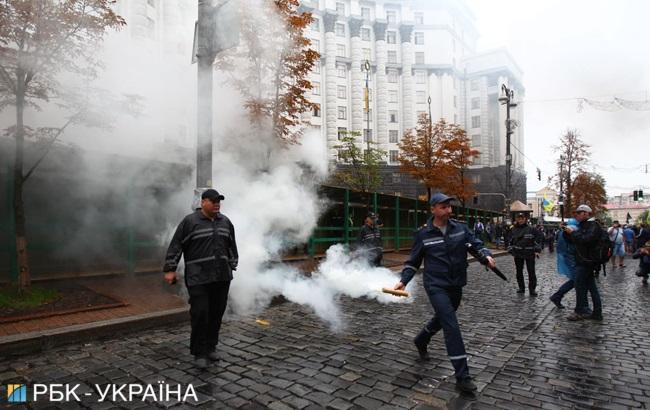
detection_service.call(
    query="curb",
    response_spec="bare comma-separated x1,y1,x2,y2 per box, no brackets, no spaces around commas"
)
0,307,189,357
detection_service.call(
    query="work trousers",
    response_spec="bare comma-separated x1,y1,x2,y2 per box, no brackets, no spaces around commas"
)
514,256,537,292
415,285,469,380
574,264,602,316
188,281,231,357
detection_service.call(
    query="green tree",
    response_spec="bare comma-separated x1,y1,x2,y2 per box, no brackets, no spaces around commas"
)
331,131,386,193
638,210,650,224
0,0,125,289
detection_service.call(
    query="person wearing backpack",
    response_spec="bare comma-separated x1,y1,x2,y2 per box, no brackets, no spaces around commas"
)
562,204,604,321
607,221,626,268
633,240,650,285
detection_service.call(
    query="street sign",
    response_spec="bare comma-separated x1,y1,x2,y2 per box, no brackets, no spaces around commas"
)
191,0,240,64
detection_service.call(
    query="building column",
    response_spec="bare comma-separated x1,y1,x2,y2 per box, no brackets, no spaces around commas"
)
374,20,388,150
400,24,414,131
349,17,363,134
323,12,338,158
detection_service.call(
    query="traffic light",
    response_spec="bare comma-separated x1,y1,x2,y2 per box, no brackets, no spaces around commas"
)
634,190,639,201
640,190,644,200
537,168,541,181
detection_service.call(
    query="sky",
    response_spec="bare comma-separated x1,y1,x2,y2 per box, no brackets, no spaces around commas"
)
467,0,650,197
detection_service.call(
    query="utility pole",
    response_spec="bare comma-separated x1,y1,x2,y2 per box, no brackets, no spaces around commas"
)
427,96,433,203
196,0,217,189
559,154,565,222
498,84,516,215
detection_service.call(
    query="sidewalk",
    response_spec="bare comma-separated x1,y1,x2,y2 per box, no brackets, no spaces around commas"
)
0,249,508,356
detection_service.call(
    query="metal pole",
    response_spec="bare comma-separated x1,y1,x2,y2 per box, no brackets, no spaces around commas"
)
197,0,216,188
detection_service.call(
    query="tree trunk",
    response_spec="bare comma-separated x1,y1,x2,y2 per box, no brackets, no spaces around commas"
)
14,70,30,290
427,187,431,203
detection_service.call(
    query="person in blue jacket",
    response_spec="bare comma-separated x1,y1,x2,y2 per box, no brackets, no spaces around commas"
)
393,192,496,394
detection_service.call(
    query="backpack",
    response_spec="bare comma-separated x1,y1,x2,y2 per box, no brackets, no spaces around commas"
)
591,228,614,276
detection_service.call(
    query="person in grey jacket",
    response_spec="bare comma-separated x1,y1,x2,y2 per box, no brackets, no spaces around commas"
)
393,193,496,394
163,189,238,369
356,212,383,266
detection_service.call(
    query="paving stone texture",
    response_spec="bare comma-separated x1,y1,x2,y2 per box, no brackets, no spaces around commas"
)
1,252,649,409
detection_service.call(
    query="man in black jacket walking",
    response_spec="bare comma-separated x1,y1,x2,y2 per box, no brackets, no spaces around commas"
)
357,212,383,266
509,212,542,296
562,204,603,321
163,189,238,368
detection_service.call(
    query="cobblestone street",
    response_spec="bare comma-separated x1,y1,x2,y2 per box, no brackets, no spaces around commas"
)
2,252,650,409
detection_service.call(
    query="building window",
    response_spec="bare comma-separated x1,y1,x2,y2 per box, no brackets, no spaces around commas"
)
338,127,347,140
361,7,370,19
336,2,345,14
415,70,426,84
415,52,425,64
471,115,481,128
453,95,457,107
337,85,347,99
454,114,457,123
336,23,345,37
414,12,424,25
361,27,371,41
390,150,399,163
313,104,321,117
387,31,397,44
387,69,398,83
414,32,424,45
389,90,398,103
313,61,320,74
386,10,396,24
311,39,320,51
364,128,372,141
364,109,373,122
389,130,399,143
470,79,479,91
387,50,397,63
472,134,481,147
416,91,426,104
362,48,371,61
471,174,481,184
312,81,320,95
392,172,401,183
337,63,346,78
471,97,480,110
337,106,347,120
389,110,398,123
147,0,155,6
336,44,346,57
310,18,320,32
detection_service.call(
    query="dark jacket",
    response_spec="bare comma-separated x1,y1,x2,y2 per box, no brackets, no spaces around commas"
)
509,224,542,258
568,218,602,266
163,210,238,287
400,218,491,288
632,248,650,269
357,224,382,253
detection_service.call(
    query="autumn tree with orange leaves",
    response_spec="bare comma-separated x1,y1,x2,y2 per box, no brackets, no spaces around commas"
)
399,115,480,203
216,0,319,147
571,172,607,216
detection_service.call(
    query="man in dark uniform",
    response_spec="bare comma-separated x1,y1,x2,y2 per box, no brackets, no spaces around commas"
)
163,189,238,369
393,193,496,393
357,212,383,266
509,212,542,296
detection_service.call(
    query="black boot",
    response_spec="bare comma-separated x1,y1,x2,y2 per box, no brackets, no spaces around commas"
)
413,328,432,360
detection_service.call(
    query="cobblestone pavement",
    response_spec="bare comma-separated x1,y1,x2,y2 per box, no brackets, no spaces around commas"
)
2,252,650,409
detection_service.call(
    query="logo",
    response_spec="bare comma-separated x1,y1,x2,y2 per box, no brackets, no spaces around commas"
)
7,384,27,403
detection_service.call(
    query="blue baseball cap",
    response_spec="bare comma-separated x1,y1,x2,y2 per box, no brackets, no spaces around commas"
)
429,192,455,206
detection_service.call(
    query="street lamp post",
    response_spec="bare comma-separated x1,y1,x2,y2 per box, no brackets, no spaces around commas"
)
559,154,565,222
363,60,371,192
498,84,517,214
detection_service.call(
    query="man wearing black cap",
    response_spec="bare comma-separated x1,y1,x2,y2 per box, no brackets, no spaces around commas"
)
509,212,542,296
357,212,383,266
393,192,496,393
163,189,238,369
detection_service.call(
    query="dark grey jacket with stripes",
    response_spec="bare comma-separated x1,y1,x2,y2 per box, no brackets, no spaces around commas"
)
163,210,238,286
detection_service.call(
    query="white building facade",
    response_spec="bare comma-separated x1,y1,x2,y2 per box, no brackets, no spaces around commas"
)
302,0,525,172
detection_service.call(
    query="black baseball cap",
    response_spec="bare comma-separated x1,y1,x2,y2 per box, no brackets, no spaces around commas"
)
201,189,225,201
